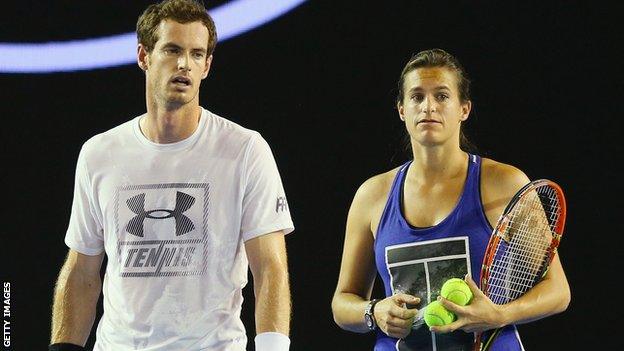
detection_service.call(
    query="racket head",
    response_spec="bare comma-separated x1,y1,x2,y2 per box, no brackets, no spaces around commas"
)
479,179,567,304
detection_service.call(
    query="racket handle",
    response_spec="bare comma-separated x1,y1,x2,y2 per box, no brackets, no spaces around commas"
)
473,332,483,351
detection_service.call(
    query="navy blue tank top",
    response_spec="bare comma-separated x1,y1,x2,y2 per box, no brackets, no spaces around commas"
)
373,154,523,351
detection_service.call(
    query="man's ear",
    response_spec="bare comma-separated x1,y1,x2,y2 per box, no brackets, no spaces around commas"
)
137,44,150,71
201,55,213,79
397,102,405,121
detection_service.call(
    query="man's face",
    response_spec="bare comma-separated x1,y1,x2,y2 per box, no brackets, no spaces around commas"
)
398,67,471,148
139,20,212,108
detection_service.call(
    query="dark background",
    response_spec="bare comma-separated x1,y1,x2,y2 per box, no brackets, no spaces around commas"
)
2,1,621,350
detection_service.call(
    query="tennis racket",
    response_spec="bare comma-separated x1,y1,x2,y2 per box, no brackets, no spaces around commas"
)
474,179,566,351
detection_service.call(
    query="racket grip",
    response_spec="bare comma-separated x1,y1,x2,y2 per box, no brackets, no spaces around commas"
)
473,332,483,351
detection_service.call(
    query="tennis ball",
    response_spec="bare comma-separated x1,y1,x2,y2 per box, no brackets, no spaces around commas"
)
441,278,473,306
423,300,456,327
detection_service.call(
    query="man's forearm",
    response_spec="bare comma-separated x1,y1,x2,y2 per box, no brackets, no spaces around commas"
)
254,265,291,335
51,265,101,345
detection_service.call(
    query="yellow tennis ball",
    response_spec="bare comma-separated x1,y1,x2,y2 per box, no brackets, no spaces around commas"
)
441,278,473,306
423,300,456,327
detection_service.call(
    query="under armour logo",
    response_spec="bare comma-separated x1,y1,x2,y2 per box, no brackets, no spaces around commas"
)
276,196,288,213
126,191,195,237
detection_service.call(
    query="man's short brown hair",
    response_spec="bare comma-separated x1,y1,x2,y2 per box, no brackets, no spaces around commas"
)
137,0,217,55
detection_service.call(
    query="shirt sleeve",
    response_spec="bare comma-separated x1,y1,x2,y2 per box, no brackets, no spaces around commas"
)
64,145,105,255
240,133,294,241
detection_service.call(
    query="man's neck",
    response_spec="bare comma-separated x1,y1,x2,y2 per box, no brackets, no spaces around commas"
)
140,103,201,144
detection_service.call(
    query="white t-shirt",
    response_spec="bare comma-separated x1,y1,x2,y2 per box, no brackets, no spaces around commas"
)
65,108,294,351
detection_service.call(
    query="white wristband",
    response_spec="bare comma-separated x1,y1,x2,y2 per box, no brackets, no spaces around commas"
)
254,332,290,351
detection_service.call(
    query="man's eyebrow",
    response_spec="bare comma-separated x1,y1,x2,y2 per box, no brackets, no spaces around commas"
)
160,42,206,53
161,42,182,49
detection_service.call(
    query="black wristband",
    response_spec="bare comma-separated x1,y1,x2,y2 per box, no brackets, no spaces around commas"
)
369,298,380,324
364,298,380,331
49,343,86,351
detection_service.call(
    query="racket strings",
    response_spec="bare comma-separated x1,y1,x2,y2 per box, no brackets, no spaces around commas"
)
487,185,562,304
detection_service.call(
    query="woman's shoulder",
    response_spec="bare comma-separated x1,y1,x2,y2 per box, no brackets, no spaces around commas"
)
348,165,404,229
355,166,403,202
480,157,531,202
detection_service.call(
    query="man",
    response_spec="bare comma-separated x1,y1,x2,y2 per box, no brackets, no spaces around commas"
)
49,1,293,350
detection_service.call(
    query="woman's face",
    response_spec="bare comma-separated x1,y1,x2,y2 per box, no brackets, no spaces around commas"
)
398,67,471,149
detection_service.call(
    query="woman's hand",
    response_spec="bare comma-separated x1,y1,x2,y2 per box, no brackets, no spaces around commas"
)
373,294,421,338
430,276,507,334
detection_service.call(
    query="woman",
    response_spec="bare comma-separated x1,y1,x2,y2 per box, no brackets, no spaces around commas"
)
331,49,570,350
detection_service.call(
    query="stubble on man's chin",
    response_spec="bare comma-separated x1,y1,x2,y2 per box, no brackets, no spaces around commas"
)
159,93,192,112
152,86,199,112
164,99,185,112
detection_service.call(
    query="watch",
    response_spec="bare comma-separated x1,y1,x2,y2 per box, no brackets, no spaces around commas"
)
364,299,380,331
